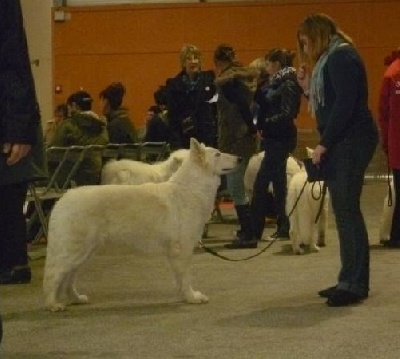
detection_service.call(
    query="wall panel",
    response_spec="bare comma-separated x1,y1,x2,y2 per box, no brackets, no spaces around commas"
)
53,1,400,129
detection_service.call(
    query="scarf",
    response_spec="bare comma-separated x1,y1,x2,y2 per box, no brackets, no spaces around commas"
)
269,66,297,87
309,35,345,118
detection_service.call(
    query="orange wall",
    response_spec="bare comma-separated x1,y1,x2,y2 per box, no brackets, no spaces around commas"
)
53,1,400,130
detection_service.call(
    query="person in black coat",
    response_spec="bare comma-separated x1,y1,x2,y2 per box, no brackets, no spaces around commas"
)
251,48,302,242
144,105,170,143
164,44,217,150
0,0,45,285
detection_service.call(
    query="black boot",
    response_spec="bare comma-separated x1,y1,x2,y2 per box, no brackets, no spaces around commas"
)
225,204,257,249
269,215,290,241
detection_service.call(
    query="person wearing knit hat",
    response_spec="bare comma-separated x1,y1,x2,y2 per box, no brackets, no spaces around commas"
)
378,48,400,248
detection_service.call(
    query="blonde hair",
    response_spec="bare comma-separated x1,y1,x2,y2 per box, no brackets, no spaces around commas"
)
249,57,266,73
179,44,202,68
297,13,353,68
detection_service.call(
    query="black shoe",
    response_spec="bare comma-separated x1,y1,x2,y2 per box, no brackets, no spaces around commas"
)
0,267,31,285
225,239,258,249
318,285,337,298
268,230,290,241
381,239,400,248
326,289,365,307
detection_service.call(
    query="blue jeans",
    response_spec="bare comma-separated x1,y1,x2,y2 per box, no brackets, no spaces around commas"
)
226,156,250,206
327,134,377,296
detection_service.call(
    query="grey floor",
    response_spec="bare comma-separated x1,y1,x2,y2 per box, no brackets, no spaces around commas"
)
1,180,400,359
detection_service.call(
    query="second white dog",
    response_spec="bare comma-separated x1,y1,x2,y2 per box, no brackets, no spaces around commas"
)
286,170,329,254
43,139,240,312
101,149,188,185
244,151,302,200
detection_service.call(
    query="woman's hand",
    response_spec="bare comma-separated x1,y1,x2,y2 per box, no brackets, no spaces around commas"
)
297,63,310,95
312,144,327,165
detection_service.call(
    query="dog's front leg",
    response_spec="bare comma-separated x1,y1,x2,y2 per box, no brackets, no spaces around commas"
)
167,240,209,304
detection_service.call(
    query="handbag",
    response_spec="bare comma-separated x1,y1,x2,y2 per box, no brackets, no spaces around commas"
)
303,158,329,182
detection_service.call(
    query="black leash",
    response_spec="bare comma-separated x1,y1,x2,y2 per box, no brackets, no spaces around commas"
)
313,182,328,224
286,179,308,218
198,237,278,262
286,178,328,224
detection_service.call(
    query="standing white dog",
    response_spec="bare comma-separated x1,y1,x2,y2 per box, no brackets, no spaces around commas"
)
101,149,188,185
286,170,329,254
379,178,395,242
43,139,240,312
244,151,302,200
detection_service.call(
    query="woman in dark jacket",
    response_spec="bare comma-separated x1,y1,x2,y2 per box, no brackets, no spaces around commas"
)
213,44,259,249
251,48,302,242
0,0,46,284
165,44,217,150
297,13,378,306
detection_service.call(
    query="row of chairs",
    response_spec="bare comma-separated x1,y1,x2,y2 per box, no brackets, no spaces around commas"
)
26,142,169,242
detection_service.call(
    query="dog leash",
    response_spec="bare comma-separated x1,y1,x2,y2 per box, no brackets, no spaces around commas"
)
286,179,327,224
198,237,278,262
286,179,308,218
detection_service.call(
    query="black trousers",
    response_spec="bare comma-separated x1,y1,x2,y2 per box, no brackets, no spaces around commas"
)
391,169,400,241
251,139,290,239
0,182,28,271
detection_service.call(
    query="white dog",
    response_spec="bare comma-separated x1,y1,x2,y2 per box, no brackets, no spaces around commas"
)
286,163,329,254
244,151,302,200
43,139,240,312
101,149,188,185
379,178,395,242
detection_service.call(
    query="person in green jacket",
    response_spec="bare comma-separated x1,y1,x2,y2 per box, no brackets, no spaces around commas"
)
99,82,137,143
0,0,46,285
51,90,109,185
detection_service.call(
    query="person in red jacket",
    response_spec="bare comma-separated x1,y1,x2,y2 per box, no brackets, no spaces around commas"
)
378,48,400,247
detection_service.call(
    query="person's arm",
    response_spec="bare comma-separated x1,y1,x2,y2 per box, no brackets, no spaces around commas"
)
319,49,360,150
377,75,391,154
264,80,301,124
220,80,257,135
0,0,40,143
50,121,70,147
0,0,40,164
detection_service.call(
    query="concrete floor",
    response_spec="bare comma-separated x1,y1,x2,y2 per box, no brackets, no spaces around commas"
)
1,180,400,359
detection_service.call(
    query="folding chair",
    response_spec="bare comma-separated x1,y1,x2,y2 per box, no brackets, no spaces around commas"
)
140,141,170,163
102,143,123,163
26,145,89,242
119,143,141,160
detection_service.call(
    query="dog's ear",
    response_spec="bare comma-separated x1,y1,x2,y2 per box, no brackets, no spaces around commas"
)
306,147,314,158
190,137,204,156
190,137,200,150
189,137,207,165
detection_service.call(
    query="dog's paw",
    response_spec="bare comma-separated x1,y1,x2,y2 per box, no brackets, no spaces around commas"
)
72,294,89,305
293,249,304,255
311,245,321,253
185,291,209,304
292,245,304,255
47,303,67,312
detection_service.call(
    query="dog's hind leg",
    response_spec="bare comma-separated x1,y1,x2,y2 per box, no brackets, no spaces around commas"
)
43,268,70,312
65,271,89,306
167,240,208,304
